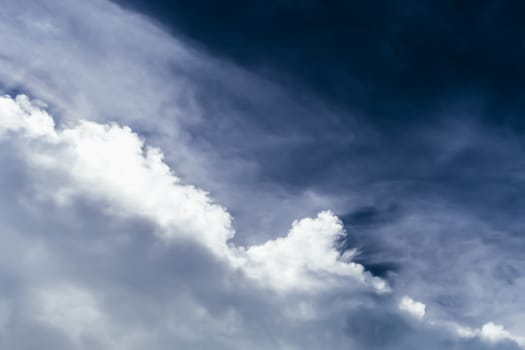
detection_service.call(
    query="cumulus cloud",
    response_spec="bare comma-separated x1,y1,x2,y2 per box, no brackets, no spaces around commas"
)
242,211,388,292
480,322,523,345
0,94,383,294
398,296,426,319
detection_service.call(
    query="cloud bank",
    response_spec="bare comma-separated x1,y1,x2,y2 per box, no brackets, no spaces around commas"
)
0,94,385,294
0,93,521,349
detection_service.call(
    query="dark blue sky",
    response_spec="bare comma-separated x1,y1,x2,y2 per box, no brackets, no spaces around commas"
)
115,0,525,128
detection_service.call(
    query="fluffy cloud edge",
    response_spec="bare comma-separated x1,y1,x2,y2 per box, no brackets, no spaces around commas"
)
396,295,525,348
0,94,387,294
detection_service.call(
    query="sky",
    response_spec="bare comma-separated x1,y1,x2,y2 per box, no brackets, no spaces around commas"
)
0,0,524,349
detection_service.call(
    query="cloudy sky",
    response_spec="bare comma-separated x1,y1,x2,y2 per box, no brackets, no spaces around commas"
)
0,0,525,349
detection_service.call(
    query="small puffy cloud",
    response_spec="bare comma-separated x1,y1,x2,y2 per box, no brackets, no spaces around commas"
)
480,322,525,347
398,296,426,319
481,322,513,343
454,322,525,348
242,211,389,292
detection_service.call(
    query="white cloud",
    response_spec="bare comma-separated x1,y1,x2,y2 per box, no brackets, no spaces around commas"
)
479,322,525,347
0,94,234,256
0,94,384,294
241,211,389,292
398,296,426,319
453,321,525,348
481,322,514,343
